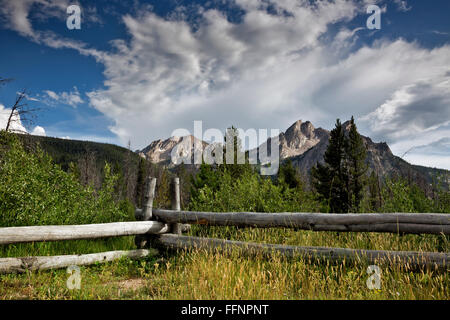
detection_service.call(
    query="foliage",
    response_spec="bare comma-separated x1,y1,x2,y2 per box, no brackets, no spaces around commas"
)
379,177,439,213
190,169,318,214
277,159,302,191
0,131,132,227
15,133,144,205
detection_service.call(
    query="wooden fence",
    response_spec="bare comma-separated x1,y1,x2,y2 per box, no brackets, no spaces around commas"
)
0,177,449,274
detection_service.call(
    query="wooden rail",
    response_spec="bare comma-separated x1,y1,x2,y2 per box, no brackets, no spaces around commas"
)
152,209,450,235
0,249,157,274
0,221,169,245
157,234,449,270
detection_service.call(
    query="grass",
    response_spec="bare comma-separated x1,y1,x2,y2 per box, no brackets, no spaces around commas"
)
0,226,448,300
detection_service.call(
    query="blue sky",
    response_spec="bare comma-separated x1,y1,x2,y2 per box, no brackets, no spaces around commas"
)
0,0,449,169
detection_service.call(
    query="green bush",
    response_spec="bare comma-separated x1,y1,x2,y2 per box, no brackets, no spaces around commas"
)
189,168,319,213
0,131,131,227
379,178,438,213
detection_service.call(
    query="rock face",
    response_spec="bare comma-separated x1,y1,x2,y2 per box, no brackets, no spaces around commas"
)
280,120,329,158
140,135,208,165
250,120,328,161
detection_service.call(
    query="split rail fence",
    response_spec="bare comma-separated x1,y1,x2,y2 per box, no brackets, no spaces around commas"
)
0,177,449,274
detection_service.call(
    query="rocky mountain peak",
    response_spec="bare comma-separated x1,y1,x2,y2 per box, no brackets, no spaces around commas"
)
278,120,324,158
284,120,315,140
140,134,207,164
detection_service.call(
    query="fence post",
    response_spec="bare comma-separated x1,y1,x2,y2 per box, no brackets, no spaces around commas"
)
143,177,157,220
170,177,182,235
135,176,157,248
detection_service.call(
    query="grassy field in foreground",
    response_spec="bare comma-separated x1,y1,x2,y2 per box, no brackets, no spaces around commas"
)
0,227,448,300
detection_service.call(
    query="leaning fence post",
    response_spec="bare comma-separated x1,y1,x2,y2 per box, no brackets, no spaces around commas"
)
135,176,157,248
170,177,182,235
143,177,157,220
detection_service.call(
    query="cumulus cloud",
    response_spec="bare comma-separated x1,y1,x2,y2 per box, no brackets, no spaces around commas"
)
361,72,450,169
31,125,46,136
87,0,360,144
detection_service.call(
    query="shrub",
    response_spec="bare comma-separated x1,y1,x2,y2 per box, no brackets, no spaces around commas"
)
0,131,131,227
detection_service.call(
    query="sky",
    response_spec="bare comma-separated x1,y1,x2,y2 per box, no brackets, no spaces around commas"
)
0,0,449,169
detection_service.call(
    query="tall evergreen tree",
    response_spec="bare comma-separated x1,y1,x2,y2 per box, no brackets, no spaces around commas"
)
345,116,368,212
312,119,349,213
135,157,148,207
278,159,302,190
368,171,382,211
219,126,253,179
190,163,221,200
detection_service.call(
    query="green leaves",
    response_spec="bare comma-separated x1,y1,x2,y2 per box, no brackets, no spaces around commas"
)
0,131,132,227
189,168,317,214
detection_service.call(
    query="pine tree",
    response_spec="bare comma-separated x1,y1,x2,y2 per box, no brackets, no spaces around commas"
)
368,171,382,211
190,163,222,201
312,119,349,213
219,126,253,179
135,157,148,207
278,159,302,190
345,116,368,212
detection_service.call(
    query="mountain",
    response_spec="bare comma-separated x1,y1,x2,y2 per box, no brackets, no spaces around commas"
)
281,120,448,191
139,135,208,165
139,119,449,191
256,120,329,159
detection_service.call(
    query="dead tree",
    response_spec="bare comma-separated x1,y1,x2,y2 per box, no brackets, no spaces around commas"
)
4,89,40,133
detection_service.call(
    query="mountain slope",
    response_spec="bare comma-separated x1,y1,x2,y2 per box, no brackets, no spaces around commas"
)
16,134,142,172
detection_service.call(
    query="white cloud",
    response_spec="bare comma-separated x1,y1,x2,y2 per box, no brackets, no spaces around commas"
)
31,125,46,136
0,103,46,136
0,103,27,133
42,87,84,107
86,3,450,165
87,0,360,145
361,72,450,169
44,90,59,100
403,154,450,171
